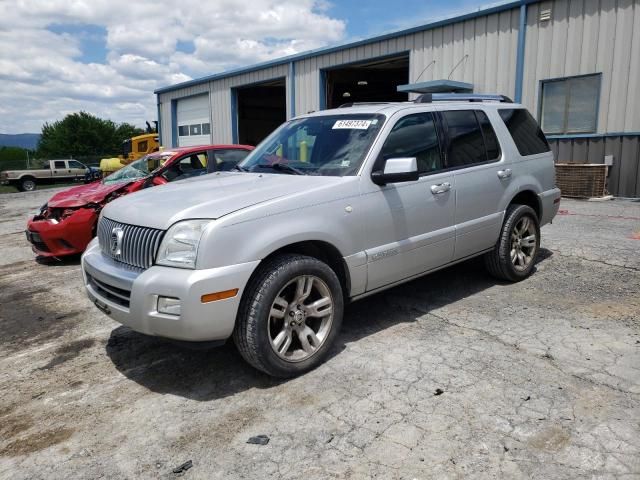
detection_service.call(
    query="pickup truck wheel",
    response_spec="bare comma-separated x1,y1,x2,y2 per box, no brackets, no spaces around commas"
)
233,254,343,377
485,204,540,282
19,178,36,192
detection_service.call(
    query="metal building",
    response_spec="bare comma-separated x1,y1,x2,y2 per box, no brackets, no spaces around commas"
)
155,0,640,197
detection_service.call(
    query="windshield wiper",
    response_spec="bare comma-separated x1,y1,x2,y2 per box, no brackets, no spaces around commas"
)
257,162,305,175
233,165,249,172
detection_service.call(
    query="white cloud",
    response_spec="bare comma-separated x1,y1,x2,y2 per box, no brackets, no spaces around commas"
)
0,0,345,133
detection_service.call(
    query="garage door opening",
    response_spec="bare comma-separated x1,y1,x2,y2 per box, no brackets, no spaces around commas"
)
324,54,409,109
236,79,286,146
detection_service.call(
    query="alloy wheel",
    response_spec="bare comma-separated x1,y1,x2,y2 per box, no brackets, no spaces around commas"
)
268,275,334,362
510,215,537,271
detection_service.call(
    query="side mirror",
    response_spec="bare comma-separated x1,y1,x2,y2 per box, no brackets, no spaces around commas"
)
371,157,419,186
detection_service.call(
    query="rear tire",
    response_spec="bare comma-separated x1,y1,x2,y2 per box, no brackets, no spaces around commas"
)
485,204,540,282
233,254,343,377
19,178,36,192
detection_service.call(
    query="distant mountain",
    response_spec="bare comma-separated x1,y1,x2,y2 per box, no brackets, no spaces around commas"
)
0,133,41,149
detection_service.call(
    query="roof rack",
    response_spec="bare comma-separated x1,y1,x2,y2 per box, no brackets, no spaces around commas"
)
338,102,394,108
414,93,513,103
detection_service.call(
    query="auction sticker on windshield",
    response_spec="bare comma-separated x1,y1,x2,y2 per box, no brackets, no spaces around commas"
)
333,119,372,129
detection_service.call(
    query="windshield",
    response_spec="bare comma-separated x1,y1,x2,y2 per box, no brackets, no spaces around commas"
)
238,114,385,176
102,153,172,185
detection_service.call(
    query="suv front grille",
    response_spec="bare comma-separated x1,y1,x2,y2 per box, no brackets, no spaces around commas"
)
97,217,164,269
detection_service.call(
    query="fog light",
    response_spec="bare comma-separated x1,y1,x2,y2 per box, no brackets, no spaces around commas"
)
157,296,181,315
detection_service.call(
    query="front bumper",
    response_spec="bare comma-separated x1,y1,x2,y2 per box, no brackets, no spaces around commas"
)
538,187,562,226
27,208,97,256
81,239,260,342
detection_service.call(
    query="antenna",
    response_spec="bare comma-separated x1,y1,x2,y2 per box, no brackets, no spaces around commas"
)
447,54,469,80
414,60,436,83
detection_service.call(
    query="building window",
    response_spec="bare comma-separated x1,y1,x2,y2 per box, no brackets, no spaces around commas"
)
540,74,600,134
202,123,211,135
178,125,189,136
190,124,201,136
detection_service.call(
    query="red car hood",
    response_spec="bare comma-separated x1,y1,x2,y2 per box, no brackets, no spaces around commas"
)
48,180,137,208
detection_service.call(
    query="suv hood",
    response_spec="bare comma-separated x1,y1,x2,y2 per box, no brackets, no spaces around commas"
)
48,180,134,208
101,172,347,230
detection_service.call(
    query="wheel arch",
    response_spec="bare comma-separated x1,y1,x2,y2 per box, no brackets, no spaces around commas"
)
252,240,350,299
509,190,541,220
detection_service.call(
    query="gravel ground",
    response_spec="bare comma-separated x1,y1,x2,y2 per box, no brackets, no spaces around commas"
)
0,188,639,479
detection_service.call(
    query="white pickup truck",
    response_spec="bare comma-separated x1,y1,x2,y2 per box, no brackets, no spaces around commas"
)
0,159,89,191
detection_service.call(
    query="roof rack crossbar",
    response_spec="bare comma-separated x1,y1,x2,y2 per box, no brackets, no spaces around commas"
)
414,93,513,103
338,102,394,108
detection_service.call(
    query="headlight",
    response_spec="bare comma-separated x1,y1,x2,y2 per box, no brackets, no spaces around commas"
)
156,219,212,269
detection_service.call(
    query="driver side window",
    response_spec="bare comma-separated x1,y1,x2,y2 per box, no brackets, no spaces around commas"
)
380,113,442,174
165,152,208,181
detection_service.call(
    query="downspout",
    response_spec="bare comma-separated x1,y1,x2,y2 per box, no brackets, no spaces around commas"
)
514,1,527,103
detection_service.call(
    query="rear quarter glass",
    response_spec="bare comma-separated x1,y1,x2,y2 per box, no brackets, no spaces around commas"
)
498,109,550,156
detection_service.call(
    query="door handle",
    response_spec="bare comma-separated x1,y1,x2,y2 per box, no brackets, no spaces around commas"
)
497,168,512,179
430,182,451,194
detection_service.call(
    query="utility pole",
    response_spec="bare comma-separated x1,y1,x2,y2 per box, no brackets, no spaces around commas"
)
26,149,30,169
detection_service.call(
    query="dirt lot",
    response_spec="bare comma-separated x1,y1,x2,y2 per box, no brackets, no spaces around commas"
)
0,188,639,479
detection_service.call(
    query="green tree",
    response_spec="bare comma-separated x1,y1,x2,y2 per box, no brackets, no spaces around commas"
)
0,146,36,170
37,112,144,158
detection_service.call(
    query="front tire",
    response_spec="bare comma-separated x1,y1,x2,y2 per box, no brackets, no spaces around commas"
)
233,254,343,377
485,204,540,282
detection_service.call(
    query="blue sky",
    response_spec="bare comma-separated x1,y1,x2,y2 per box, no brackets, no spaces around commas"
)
328,0,488,39
49,0,489,68
0,0,491,134
47,24,109,63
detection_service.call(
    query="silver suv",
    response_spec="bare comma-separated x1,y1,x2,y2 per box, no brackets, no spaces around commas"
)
82,94,561,377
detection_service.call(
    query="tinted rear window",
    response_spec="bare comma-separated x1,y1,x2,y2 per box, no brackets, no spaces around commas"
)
498,109,550,156
442,110,487,167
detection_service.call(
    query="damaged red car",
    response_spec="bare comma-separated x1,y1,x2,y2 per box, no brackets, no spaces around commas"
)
26,144,254,257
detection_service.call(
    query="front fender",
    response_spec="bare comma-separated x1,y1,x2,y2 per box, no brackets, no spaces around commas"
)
196,189,366,270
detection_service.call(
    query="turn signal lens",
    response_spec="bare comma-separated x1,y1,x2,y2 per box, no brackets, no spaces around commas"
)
201,289,239,303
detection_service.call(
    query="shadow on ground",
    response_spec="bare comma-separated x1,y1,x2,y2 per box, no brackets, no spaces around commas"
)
36,254,82,266
106,250,554,401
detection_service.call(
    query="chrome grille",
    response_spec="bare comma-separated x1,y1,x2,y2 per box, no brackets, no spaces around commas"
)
97,217,164,269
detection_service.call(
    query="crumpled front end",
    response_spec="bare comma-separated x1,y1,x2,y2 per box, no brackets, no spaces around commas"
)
26,205,99,257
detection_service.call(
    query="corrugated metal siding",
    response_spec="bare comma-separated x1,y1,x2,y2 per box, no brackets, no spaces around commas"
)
409,9,520,100
522,0,640,133
292,9,520,115
549,135,640,197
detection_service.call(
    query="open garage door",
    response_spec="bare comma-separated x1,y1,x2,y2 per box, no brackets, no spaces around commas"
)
324,54,409,109
177,94,211,147
236,79,286,146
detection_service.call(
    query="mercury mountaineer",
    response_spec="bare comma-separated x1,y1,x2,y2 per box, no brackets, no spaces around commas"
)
82,94,560,377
